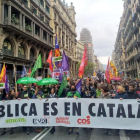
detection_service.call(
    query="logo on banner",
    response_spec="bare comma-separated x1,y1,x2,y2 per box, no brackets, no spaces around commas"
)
77,116,90,125
56,117,70,124
33,118,48,125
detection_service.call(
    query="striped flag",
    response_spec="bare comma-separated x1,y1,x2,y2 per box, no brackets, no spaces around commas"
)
55,35,60,57
109,69,114,80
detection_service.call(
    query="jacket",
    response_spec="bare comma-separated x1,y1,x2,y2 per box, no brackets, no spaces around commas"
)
127,90,138,99
18,90,32,99
115,92,128,99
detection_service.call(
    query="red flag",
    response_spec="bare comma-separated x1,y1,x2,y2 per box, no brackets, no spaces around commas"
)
29,70,31,73
47,50,53,73
78,47,87,77
105,58,110,84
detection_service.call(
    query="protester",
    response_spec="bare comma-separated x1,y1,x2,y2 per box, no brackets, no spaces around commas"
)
114,86,128,135
96,84,101,98
18,85,32,135
0,88,8,136
66,84,81,134
125,83,139,136
48,87,58,134
100,85,111,135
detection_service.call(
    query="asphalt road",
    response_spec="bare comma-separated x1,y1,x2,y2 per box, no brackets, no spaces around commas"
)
0,127,140,140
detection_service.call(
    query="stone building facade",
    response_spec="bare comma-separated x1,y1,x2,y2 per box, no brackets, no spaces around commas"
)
0,0,54,84
50,0,78,78
0,0,78,84
114,0,140,78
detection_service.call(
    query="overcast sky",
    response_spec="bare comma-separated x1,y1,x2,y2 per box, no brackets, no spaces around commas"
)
65,0,124,64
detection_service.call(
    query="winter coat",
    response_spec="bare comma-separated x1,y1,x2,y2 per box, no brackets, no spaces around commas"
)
114,92,128,99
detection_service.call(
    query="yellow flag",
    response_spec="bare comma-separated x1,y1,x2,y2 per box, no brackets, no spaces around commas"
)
0,63,5,82
93,71,96,76
110,61,117,76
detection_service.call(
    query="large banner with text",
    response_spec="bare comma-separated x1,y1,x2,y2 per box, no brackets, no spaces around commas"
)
0,99,140,129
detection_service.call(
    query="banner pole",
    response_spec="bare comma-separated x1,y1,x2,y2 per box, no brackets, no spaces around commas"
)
13,64,17,94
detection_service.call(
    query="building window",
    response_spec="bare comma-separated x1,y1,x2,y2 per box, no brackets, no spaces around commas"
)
39,12,44,21
54,12,56,20
22,0,28,6
45,18,49,26
30,4,37,15
43,31,47,41
35,25,40,36
46,5,50,13
40,0,44,7
18,44,25,55
30,48,34,57
3,38,12,50
55,26,57,34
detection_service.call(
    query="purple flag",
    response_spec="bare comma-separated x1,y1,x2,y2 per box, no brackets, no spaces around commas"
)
59,51,69,82
5,75,9,94
76,79,82,94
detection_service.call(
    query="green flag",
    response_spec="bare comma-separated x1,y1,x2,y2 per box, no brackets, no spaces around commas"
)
58,73,68,97
30,54,42,77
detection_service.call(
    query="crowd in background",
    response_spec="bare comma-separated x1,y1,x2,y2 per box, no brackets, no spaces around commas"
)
0,77,140,136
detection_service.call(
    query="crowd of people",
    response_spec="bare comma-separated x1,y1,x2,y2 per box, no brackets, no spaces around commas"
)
0,77,140,136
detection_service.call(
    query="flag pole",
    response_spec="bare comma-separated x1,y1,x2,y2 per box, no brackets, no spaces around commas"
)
13,64,17,94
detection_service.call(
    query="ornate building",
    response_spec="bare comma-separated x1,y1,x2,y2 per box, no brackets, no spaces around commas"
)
0,0,54,84
50,0,78,78
114,0,140,78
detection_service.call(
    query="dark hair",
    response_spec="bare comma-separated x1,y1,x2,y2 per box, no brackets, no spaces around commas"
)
51,87,55,93
129,83,134,88
101,85,109,92
8,89,15,100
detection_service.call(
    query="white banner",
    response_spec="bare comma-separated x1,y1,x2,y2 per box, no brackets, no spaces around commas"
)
0,99,140,129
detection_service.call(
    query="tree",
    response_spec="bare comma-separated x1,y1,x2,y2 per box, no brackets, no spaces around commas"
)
77,61,95,77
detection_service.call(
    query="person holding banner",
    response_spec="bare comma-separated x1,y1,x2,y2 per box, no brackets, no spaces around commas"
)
66,84,81,134
0,88,7,136
100,85,112,135
0,88,17,136
125,83,139,136
114,86,128,135
47,87,58,134
18,85,32,135
33,86,44,133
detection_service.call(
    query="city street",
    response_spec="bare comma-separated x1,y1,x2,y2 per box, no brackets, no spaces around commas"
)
0,127,140,140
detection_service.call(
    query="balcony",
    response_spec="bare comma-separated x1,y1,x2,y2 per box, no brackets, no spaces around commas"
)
133,24,139,34
125,27,133,44
136,2,140,13
30,56,36,61
0,49,14,56
18,53,26,59
137,18,140,27
124,5,131,26
135,52,140,61
126,40,133,52
54,17,59,25
132,12,138,22
124,16,132,36
30,0,50,19
130,64,137,71
45,0,51,6
126,51,137,62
